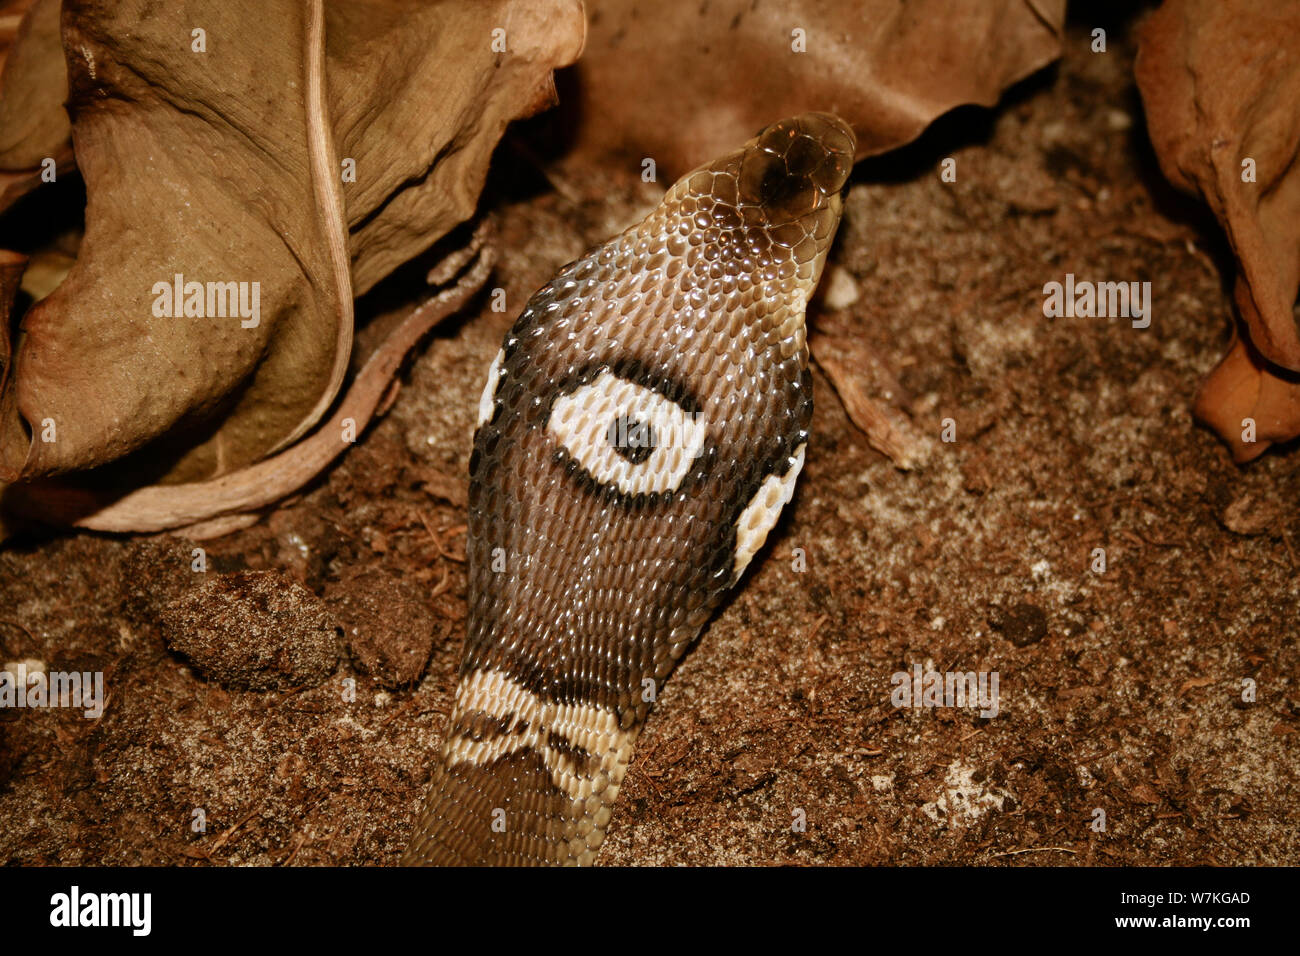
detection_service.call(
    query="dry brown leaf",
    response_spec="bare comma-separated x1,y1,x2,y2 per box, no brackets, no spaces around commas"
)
328,1,584,295
2,0,357,486
0,0,71,213
0,0,41,63
0,247,23,362
0,0,583,494
6,239,493,534
565,0,1064,175
1193,336,1300,463
1136,0,1300,461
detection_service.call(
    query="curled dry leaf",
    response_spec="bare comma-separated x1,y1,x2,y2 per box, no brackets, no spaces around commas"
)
565,0,1065,174
0,0,71,212
0,250,21,462
0,0,584,502
6,236,494,535
1136,0,1300,461
1,0,358,486
0,247,22,364
328,0,585,295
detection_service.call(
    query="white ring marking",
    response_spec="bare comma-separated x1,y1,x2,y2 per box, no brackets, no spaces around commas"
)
547,371,706,496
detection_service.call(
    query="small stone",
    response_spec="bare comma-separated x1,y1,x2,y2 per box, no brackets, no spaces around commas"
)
1105,108,1132,131
159,571,339,691
822,265,860,310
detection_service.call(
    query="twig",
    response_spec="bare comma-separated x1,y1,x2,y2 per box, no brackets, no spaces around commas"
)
987,846,1078,859
207,798,266,854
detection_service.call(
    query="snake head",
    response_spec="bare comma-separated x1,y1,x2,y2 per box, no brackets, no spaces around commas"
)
407,114,856,866
680,112,855,286
739,112,854,217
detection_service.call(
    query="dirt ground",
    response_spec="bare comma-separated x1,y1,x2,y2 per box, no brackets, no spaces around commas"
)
1,17,1297,866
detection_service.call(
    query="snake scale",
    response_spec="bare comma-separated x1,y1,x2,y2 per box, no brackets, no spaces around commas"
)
402,113,855,865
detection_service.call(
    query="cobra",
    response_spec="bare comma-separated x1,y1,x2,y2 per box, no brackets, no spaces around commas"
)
402,113,856,865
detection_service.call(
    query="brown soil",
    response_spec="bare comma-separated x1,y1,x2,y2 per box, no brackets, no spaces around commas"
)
1,19,1297,866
